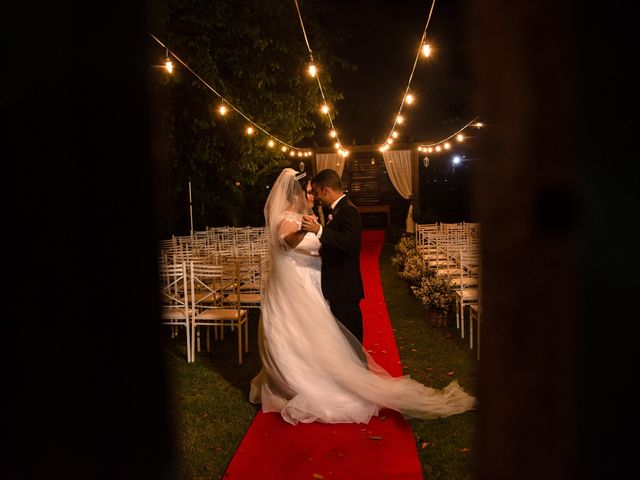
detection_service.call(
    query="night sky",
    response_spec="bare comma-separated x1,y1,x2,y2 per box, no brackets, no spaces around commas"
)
314,0,472,147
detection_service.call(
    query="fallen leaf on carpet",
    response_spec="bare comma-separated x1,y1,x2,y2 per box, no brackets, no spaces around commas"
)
411,349,418,352
379,415,387,421
461,448,471,453
421,442,428,449
368,435,384,440
447,371,454,376
312,474,324,479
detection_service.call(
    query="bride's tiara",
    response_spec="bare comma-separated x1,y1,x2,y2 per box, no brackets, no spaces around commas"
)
295,171,307,181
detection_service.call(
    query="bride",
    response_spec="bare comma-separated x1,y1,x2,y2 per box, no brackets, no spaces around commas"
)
249,168,476,425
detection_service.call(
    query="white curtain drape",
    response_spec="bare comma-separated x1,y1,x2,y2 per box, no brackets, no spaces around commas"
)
315,153,345,178
382,149,414,233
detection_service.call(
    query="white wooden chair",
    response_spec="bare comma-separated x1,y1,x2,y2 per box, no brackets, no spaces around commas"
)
190,261,249,364
469,303,481,360
454,253,480,337
223,254,266,310
159,261,192,363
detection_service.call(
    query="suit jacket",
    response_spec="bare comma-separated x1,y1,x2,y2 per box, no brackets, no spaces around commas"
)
319,196,365,303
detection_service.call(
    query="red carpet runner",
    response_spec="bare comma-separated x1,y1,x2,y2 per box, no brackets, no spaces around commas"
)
223,230,423,479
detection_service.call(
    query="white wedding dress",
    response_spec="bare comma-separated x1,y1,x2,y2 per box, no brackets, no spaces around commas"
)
249,209,476,425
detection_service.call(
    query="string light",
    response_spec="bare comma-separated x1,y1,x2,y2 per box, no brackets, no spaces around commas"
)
415,118,480,154
329,130,337,138
267,139,275,148
380,0,436,150
396,115,404,124
150,33,309,156
308,64,317,77
164,48,173,74
294,0,348,157
421,43,432,58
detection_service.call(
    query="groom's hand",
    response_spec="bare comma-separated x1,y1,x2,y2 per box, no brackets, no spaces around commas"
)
301,215,320,234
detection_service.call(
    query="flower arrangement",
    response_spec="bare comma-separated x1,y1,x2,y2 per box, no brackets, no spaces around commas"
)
411,273,456,313
391,235,417,269
397,251,428,285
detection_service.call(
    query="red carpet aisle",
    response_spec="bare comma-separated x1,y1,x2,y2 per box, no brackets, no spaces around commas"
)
223,230,423,479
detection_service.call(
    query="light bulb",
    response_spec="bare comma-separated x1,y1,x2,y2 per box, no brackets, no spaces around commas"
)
218,104,227,115
246,126,254,135
321,104,330,114
456,134,464,142
267,139,275,148
165,59,173,74
396,115,404,124
421,43,431,58
281,146,288,152
435,145,442,152
329,130,337,138
308,64,317,77
406,94,414,105
392,131,398,138
444,142,451,150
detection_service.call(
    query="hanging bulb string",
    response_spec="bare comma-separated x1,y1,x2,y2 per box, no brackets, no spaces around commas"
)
419,117,479,148
293,0,346,152
150,33,304,152
384,0,436,145
293,0,313,58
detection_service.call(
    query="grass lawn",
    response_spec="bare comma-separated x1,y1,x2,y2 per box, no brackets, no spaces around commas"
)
164,228,478,479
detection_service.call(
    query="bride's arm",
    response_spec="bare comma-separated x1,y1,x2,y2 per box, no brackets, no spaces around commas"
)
280,219,307,249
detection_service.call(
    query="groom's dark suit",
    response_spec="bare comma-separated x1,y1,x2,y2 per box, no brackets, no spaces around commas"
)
319,196,365,343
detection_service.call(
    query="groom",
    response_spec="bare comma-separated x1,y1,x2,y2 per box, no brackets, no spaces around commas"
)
301,169,365,344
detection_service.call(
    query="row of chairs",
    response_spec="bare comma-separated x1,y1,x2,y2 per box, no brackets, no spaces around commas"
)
416,223,482,359
159,227,268,258
158,255,267,364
